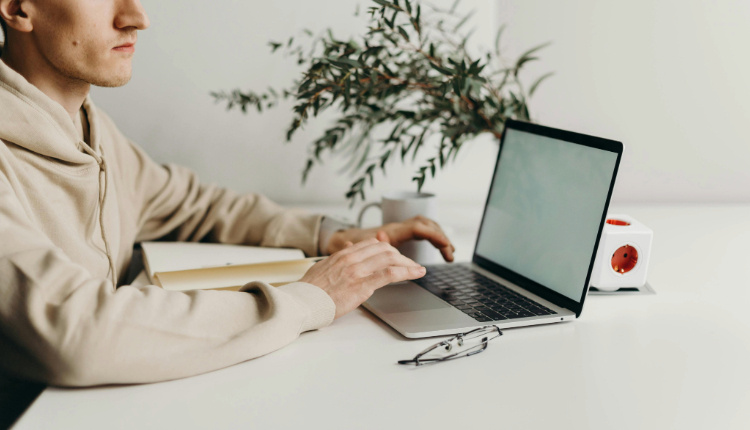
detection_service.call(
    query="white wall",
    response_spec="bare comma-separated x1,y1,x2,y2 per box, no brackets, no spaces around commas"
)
89,0,750,207
495,0,750,204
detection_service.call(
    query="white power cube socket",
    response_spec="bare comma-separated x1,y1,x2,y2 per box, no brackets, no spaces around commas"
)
589,214,653,291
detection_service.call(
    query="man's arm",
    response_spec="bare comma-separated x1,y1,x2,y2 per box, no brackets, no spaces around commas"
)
0,172,336,386
98,109,322,256
0,174,431,386
135,163,322,255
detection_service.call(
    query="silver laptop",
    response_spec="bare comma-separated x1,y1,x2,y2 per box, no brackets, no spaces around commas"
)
363,119,623,338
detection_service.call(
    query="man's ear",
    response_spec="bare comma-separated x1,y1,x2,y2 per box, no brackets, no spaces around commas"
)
0,0,33,33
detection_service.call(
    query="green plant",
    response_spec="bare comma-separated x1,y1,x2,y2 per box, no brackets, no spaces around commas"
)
213,0,552,205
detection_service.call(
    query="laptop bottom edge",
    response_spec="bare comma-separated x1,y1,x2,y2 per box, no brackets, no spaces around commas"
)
362,297,576,339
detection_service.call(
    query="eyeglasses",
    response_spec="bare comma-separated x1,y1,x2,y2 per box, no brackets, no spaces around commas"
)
397,325,503,366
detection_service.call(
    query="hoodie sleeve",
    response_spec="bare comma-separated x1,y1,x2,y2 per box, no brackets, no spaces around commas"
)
101,114,322,256
0,171,335,386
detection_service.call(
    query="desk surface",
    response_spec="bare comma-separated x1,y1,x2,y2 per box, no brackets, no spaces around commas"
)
15,205,750,430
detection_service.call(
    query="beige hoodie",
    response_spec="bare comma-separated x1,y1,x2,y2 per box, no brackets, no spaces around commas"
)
0,52,335,386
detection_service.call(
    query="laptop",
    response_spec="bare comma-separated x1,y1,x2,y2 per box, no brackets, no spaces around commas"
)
363,119,623,338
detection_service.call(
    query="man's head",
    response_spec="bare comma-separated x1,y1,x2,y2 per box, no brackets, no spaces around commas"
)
0,0,149,87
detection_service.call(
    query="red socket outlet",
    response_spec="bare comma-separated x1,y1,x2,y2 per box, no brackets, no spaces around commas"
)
611,245,638,274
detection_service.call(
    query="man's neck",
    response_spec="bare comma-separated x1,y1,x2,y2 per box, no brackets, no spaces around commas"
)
1,42,89,124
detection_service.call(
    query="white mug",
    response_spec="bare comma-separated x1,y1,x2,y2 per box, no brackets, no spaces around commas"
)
357,191,442,265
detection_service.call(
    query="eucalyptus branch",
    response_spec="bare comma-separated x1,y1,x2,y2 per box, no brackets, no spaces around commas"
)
213,0,553,206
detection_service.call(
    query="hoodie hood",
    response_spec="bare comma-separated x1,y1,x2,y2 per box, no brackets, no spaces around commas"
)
0,43,98,165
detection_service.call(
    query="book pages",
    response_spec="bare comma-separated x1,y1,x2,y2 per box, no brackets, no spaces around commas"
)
141,242,305,281
153,258,322,291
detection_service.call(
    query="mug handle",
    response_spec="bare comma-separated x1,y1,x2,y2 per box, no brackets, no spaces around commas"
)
357,202,382,228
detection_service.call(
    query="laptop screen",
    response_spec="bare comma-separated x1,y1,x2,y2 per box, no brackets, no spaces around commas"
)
474,124,620,304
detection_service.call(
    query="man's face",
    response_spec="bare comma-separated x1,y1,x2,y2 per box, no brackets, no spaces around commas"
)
29,0,149,87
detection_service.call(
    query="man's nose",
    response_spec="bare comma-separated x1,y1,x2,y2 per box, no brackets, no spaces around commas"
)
114,0,150,31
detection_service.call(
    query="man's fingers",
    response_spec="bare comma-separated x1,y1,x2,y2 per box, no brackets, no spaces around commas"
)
381,217,455,262
336,239,409,267
376,230,390,243
354,249,422,278
410,221,450,245
365,265,426,290
388,217,451,247
333,237,378,258
410,222,455,262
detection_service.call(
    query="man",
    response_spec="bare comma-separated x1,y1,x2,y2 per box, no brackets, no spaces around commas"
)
0,0,454,387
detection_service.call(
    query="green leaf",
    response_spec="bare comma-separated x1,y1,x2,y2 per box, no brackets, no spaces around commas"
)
497,69,510,90
410,17,420,33
528,72,554,97
412,173,425,192
494,24,506,57
450,0,461,14
468,59,480,74
529,72,555,97
344,77,351,106
269,41,282,53
454,10,474,32
517,42,551,64
328,57,360,68
366,163,376,186
354,142,372,172
514,56,538,76
398,26,410,41
380,150,391,172
452,78,461,96
383,8,398,29
430,62,453,76
327,29,340,44
412,128,427,162
373,0,400,9
402,135,417,160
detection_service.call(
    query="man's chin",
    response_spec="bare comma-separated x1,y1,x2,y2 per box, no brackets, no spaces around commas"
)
86,64,133,87
91,74,132,88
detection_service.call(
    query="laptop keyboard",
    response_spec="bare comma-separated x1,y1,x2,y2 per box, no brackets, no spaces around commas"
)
412,264,557,322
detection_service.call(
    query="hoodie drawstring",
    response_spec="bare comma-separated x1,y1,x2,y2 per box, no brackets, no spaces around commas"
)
79,142,117,290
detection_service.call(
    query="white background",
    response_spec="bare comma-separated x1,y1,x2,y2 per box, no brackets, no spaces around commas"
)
66,0,750,206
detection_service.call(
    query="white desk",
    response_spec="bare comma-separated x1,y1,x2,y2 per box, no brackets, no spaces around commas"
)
15,205,750,429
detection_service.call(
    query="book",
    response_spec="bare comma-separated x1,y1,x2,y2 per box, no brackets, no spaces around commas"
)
140,242,320,291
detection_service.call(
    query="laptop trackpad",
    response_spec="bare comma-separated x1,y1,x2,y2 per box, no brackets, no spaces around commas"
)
367,282,451,313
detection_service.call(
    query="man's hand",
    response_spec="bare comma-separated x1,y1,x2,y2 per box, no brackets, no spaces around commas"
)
325,215,455,262
300,238,426,319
